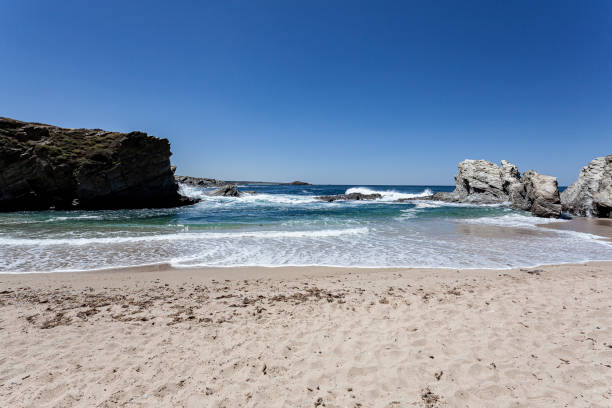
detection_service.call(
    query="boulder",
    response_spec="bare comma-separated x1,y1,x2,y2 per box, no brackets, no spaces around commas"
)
434,159,523,204
317,193,382,202
522,171,562,218
561,155,612,218
454,159,506,200
0,117,197,211
212,184,241,197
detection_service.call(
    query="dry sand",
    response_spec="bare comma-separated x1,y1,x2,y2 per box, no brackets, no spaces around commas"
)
1,262,612,407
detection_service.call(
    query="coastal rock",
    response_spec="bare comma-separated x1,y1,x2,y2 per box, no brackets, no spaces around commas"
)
433,159,561,218
317,193,382,202
212,184,241,197
561,155,612,218
432,159,523,204
175,175,226,187
454,159,506,200
501,160,530,210
0,117,197,211
522,170,562,218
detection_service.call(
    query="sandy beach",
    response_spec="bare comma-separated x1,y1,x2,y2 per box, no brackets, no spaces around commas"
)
4,0,612,406
1,261,612,407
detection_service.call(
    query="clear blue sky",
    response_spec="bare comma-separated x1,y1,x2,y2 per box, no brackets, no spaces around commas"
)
1,1,610,185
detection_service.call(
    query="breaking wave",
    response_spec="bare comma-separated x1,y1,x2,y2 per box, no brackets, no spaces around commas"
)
344,187,432,201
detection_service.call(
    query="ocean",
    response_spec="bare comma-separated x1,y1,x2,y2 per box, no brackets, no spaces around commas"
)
1,184,611,273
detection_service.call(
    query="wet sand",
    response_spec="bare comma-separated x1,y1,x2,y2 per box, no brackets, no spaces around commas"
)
2,261,612,407
540,217,612,242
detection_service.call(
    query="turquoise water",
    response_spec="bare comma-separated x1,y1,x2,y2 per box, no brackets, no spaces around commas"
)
1,184,611,272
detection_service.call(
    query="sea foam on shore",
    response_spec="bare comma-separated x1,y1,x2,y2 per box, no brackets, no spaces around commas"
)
1,184,610,273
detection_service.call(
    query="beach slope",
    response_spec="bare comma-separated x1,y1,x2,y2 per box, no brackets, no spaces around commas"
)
1,262,612,407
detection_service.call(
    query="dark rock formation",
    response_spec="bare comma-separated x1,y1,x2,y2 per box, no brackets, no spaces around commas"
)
212,184,241,197
175,175,226,187
317,193,382,202
561,155,612,218
0,117,197,211
176,176,309,187
429,159,561,218
283,181,310,185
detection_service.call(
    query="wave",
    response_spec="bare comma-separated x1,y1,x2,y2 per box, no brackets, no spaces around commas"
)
0,227,369,246
232,193,318,205
180,183,435,205
46,215,104,222
398,200,509,218
178,183,211,199
179,183,318,206
344,187,432,201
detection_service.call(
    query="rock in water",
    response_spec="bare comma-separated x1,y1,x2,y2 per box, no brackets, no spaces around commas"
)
561,155,612,218
175,175,226,187
522,171,562,218
317,193,382,202
212,184,241,197
433,159,561,218
434,159,527,205
453,159,507,200
0,117,197,211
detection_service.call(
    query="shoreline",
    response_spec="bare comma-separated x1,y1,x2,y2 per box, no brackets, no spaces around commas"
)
539,216,612,242
2,213,610,276
1,260,612,287
3,258,612,278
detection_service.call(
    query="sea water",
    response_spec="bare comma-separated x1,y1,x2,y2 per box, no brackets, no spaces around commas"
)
1,184,611,272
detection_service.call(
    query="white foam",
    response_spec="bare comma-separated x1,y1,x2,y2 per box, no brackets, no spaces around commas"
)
412,201,443,209
46,215,104,222
233,193,318,205
461,214,565,228
179,183,319,207
0,227,369,246
178,183,210,199
460,214,610,245
344,187,432,201
398,200,507,219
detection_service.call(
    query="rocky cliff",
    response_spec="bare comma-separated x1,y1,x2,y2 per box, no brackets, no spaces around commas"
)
433,159,561,218
0,117,196,211
561,155,612,218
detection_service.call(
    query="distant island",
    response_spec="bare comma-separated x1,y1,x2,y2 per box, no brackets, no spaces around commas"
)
175,175,309,187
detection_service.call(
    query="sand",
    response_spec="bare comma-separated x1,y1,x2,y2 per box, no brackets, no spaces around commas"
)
1,262,611,407
540,217,612,242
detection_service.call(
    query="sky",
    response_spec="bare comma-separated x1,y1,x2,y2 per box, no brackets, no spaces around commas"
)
1,1,610,185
